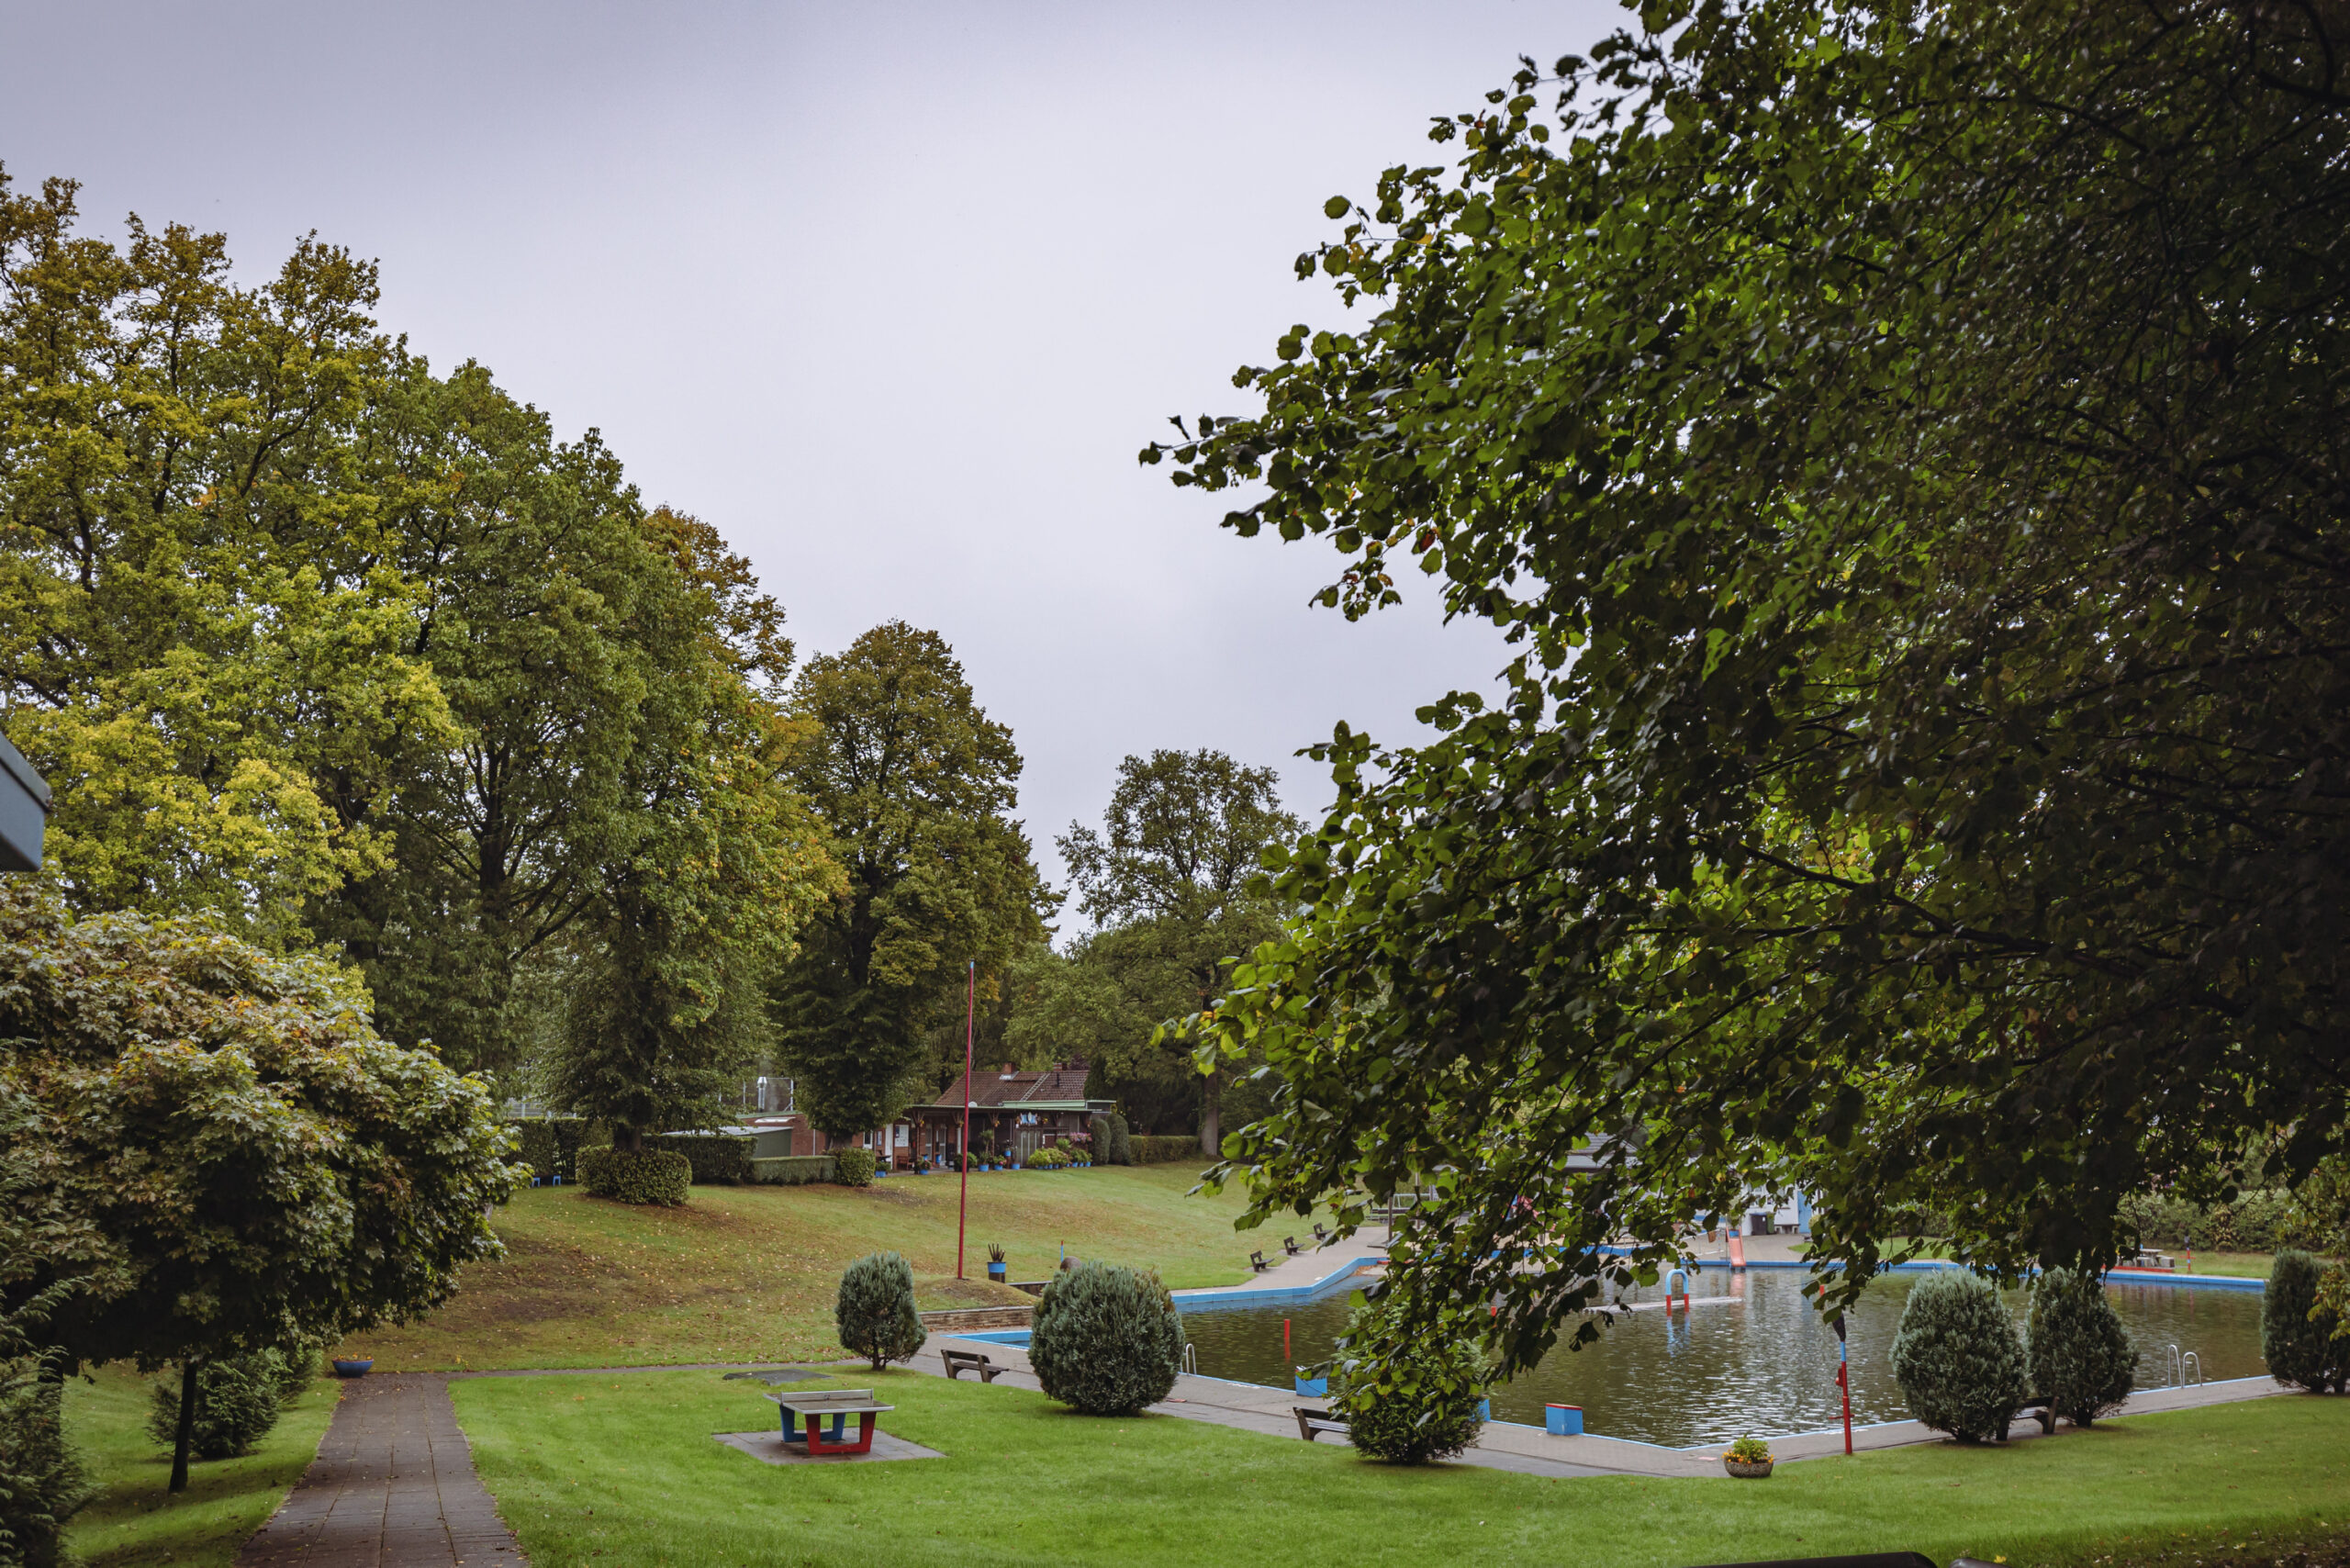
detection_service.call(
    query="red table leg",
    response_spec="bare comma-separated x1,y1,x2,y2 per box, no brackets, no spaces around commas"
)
804,1412,878,1456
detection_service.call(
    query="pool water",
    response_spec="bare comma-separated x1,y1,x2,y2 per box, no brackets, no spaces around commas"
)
1173,1268,2266,1448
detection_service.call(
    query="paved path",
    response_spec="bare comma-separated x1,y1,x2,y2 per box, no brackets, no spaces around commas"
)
237,1374,525,1568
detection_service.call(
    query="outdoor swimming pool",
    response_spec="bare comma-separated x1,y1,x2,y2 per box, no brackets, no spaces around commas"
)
1173,1267,2268,1448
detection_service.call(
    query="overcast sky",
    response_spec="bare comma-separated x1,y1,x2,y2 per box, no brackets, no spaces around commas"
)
0,0,1622,915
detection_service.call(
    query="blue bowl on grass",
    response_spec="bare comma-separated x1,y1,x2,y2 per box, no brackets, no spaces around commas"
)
332,1358,374,1378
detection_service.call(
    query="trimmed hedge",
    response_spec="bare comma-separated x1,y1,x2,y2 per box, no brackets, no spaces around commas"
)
835,1251,924,1370
832,1148,877,1186
1030,1260,1184,1415
1889,1271,2028,1443
2265,1249,2349,1393
578,1147,691,1206
507,1117,603,1183
749,1155,834,1185
1091,1113,1132,1166
2027,1268,2137,1427
647,1133,755,1185
1129,1135,1201,1165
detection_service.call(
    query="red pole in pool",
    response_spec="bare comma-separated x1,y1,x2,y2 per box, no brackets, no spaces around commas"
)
1834,1313,1853,1455
956,961,975,1281
1284,1318,1292,1365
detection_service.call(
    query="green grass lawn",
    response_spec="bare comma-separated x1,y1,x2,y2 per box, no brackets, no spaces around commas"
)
2187,1251,2276,1280
341,1162,1280,1371
451,1367,2350,1568
62,1363,338,1568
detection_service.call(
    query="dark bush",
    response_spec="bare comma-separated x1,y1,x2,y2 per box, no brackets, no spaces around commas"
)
1091,1113,1132,1166
2027,1269,2136,1427
506,1117,601,1184
834,1251,923,1371
1888,1271,2029,1442
578,1147,690,1205
646,1133,755,1185
748,1155,834,1185
1331,1302,1488,1463
1030,1260,1184,1415
832,1148,877,1186
0,1350,95,1568
145,1350,288,1460
1128,1135,1199,1165
2264,1249,2349,1393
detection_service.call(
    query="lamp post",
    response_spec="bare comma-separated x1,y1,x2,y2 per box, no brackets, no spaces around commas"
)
955,960,976,1280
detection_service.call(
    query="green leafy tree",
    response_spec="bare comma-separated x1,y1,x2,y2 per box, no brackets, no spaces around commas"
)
772,622,1047,1138
1054,750,1299,1154
0,885,521,1491
1158,0,2350,1374
0,171,451,931
1330,1298,1488,1463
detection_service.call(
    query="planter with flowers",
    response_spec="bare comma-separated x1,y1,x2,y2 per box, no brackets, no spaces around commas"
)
1723,1436,1774,1478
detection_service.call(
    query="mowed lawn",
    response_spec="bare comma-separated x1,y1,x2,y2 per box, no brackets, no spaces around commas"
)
340,1163,1283,1371
62,1363,341,1568
453,1368,2350,1568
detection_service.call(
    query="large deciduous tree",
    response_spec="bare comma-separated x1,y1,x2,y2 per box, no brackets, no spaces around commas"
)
772,622,1047,1139
1050,750,1300,1154
0,886,520,1491
1157,0,2350,1376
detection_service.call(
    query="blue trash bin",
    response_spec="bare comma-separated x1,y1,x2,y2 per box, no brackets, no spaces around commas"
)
1545,1404,1583,1436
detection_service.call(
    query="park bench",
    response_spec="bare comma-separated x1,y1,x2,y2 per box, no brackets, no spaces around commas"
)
941,1348,1004,1383
2007,1394,2057,1437
1282,1236,1304,1257
769,1388,895,1456
1293,1406,1349,1442
1311,1223,1330,1243
1249,1249,1275,1272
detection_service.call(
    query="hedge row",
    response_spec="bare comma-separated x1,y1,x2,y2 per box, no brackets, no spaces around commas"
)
749,1155,835,1185
646,1133,756,1185
833,1148,877,1186
506,1117,604,1183
1129,1135,1203,1165
578,1147,691,1205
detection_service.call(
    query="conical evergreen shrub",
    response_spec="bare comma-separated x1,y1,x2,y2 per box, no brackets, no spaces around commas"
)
2264,1249,2349,1393
1888,1271,2028,1442
834,1251,923,1371
1029,1260,1184,1415
2027,1268,2137,1427
1,1350,95,1568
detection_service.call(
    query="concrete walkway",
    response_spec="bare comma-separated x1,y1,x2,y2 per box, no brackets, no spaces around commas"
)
237,1374,525,1568
912,1329,2299,1479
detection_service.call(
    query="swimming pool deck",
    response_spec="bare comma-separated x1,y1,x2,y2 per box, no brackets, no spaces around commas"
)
919,1327,2299,1481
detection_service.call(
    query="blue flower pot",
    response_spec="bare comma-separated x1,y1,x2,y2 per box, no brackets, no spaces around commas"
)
332,1359,374,1378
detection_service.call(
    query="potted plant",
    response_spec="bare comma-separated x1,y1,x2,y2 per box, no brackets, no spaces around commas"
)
987,1244,1008,1282
1723,1435,1774,1478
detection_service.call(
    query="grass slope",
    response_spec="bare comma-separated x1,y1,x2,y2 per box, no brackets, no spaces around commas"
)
452,1368,2350,1568
341,1163,1271,1371
62,1364,338,1568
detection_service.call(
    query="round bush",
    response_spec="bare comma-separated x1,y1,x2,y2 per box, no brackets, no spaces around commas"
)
1331,1302,1488,1463
578,1147,690,1205
834,1251,924,1371
1888,1271,2028,1442
2264,1249,2349,1393
1030,1260,1184,1415
2027,1268,2137,1427
145,1351,287,1460
832,1148,877,1187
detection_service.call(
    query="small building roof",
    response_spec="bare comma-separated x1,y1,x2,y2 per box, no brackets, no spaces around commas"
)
912,1063,1105,1112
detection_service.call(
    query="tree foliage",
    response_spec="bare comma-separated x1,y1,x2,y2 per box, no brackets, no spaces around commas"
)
1158,0,2350,1377
1330,1298,1488,1463
773,622,1046,1137
2265,1250,2349,1394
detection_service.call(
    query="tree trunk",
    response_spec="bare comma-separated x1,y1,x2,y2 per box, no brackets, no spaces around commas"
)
170,1358,199,1494
1198,1067,1221,1159
613,1123,642,1153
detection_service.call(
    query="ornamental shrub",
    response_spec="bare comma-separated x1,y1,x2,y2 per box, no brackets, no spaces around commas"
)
832,1148,877,1186
145,1350,289,1460
2026,1269,2137,1427
1030,1260,1184,1415
1331,1300,1488,1463
834,1251,923,1371
0,1349,95,1568
1888,1271,2029,1442
1091,1113,1131,1166
577,1147,690,1205
2264,1249,2349,1393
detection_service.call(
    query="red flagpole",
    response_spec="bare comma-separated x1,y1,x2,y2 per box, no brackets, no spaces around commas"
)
956,960,976,1281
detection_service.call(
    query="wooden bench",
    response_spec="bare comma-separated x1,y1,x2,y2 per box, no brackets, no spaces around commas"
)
1293,1406,1349,1442
1249,1249,1275,1272
2008,1394,2057,1437
941,1348,1004,1383
769,1388,895,1455
1311,1223,1330,1243
1282,1236,1304,1257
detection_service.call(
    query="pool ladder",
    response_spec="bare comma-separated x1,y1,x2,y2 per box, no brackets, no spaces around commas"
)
2158,1344,2202,1388
1181,1343,1197,1376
